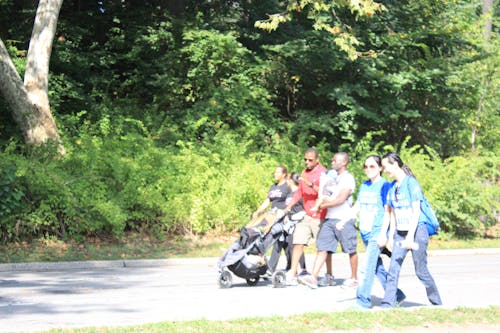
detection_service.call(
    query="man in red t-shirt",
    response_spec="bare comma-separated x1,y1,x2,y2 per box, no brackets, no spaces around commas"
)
284,147,327,285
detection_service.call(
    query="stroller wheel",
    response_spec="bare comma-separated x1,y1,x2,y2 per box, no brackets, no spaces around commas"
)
218,271,232,288
272,271,287,288
246,276,260,286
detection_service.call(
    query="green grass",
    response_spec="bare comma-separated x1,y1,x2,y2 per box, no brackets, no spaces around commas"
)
0,233,498,263
43,307,499,332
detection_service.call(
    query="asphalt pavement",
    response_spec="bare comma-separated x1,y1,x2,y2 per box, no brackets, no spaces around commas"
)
1,248,499,332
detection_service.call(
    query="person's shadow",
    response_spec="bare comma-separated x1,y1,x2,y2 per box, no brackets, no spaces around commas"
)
371,295,424,308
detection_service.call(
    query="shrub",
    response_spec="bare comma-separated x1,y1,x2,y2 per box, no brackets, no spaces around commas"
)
0,130,497,242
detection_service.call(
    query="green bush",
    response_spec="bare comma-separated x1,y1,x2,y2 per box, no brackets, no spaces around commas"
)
0,157,25,240
0,129,497,242
409,151,499,237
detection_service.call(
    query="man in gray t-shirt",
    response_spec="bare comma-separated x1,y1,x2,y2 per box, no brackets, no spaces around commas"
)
298,152,359,289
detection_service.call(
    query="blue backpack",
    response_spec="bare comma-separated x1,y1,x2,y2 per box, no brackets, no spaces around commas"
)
421,197,440,236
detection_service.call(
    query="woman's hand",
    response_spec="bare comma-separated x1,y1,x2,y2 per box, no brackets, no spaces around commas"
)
400,236,418,250
377,233,387,248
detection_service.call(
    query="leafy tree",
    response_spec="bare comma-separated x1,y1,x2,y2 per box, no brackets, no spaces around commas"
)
256,0,497,156
255,0,386,60
0,0,498,242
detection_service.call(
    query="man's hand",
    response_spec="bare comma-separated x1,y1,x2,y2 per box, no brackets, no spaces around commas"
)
336,220,345,231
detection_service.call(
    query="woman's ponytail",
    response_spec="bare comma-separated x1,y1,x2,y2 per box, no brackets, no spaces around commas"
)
383,152,416,179
402,164,415,178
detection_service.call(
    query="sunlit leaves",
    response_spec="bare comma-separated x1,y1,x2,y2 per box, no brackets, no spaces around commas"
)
254,13,290,32
255,0,385,60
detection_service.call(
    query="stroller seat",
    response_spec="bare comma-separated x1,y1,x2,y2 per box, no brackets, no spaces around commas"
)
217,209,305,288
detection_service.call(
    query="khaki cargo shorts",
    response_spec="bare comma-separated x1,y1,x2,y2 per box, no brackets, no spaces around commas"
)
292,214,320,246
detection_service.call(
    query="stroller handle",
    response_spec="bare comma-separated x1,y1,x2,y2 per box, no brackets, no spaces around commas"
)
289,210,306,221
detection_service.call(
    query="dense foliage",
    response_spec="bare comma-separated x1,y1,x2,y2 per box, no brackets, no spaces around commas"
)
0,0,498,242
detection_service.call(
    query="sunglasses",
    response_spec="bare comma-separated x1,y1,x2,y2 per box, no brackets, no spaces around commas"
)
363,165,377,169
304,158,315,162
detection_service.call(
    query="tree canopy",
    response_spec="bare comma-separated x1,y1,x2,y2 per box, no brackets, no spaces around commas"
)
0,0,498,241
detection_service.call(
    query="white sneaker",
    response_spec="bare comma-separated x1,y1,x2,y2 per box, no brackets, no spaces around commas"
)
318,274,335,287
285,272,298,286
298,275,318,289
342,278,358,288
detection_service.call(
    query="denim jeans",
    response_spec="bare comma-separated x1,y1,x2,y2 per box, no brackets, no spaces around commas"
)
356,238,405,308
381,224,442,307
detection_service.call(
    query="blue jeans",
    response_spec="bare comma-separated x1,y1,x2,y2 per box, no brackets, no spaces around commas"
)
381,224,442,308
356,238,405,308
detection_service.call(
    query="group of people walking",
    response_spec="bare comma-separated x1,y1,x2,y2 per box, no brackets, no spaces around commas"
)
253,148,442,309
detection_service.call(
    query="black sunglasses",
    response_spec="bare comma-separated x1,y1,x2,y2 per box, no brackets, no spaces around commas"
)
304,158,314,162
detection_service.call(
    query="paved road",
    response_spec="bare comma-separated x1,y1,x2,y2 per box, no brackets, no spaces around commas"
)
0,249,499,332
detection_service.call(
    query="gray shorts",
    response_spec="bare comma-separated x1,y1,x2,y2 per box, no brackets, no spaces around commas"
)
316,218,357,254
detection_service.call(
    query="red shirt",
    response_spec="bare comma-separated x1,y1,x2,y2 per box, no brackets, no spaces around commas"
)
291,163,327,220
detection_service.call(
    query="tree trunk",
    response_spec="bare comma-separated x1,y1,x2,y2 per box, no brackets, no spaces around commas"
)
472,0,494,150
471,73,492,150
162,0,186,17
1,40,59,145
0,0,65,154
482,0,493,40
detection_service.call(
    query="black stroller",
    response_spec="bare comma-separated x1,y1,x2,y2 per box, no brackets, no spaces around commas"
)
217,208,305,288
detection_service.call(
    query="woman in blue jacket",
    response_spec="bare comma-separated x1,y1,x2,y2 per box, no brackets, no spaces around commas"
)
377,152,442,308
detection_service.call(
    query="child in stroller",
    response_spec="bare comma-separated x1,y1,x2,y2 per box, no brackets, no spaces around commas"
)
217,208,305,288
